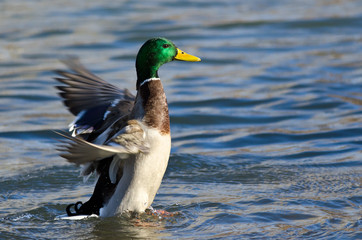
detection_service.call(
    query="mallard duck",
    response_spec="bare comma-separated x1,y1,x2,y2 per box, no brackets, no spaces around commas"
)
55,37,200,217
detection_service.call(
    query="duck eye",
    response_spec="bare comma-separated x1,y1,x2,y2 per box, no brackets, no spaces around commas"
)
162,44,170,48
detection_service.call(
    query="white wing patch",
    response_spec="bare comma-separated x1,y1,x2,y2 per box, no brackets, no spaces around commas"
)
69,110,86,137
103,99,121,120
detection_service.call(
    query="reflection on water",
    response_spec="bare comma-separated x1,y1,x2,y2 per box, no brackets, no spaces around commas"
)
90,216,172,239
0,0,361,239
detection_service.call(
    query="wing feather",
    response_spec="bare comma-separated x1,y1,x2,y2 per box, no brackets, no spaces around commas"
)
55,121,150,165
54,57,135,116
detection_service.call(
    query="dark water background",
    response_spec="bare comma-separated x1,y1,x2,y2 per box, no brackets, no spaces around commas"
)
0,0,361,239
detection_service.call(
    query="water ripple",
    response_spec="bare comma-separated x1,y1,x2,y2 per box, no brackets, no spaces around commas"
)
0,0,361,239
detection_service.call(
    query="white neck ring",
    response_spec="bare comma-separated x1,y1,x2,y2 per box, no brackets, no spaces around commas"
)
140,78,160,87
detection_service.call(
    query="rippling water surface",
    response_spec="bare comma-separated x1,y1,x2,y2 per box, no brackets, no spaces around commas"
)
0,0,361,239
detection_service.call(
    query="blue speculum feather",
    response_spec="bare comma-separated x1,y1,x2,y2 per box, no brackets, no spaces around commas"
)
71,104,110,134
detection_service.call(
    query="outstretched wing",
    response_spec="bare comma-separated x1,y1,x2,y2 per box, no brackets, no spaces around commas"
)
55,57,134,116
56,120,150,165
55,57,135,138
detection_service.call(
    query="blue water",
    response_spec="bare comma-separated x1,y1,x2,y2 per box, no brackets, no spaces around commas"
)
0,0,361,239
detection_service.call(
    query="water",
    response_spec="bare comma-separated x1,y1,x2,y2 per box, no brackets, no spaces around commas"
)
0,0,361,239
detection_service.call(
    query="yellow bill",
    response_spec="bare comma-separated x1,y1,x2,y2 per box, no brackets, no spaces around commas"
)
175,48,201,62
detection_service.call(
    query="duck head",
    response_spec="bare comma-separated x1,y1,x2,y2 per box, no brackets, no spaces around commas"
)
136,37,200,89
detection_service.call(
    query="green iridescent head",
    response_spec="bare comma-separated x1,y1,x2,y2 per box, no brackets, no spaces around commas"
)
135,37,200,89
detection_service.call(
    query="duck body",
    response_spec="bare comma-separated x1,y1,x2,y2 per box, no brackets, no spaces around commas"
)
101,79,171,217
55,38,200,217
102,128,171,216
